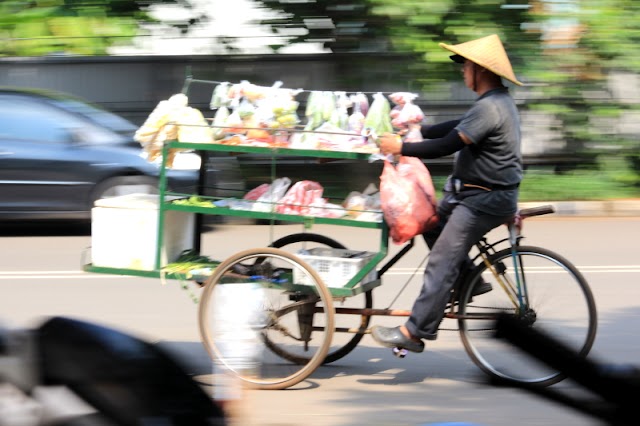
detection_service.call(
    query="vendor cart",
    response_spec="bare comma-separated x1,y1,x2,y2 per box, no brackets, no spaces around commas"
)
83,78,598,391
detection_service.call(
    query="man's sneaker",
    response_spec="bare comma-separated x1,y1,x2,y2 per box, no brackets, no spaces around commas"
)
371,326,425,353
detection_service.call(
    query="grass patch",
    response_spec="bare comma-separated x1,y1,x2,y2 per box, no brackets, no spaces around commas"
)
432,157,639,202
520,157,639,201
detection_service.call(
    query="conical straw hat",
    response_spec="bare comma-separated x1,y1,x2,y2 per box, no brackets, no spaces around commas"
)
439,34,523,86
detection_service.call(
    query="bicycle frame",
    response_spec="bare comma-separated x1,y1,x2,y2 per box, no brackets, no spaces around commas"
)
469,225,527,315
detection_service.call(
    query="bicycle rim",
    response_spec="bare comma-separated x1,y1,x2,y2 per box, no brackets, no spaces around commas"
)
458,245,597,386
198,248,334,390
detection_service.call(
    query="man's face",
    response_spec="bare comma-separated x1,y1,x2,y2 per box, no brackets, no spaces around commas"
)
462,59,475,89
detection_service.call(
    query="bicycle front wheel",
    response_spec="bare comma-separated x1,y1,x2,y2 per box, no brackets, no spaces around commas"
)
458,245,597,386
198,248,334,390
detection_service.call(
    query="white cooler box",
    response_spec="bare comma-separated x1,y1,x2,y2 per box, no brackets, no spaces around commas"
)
91,194,195,271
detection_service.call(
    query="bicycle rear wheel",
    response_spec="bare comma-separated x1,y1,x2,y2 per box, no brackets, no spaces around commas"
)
198,247,334,390
458,245,597,386
269,233,373,364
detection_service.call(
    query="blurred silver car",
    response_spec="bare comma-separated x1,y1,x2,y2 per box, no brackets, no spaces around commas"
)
0,88,202,221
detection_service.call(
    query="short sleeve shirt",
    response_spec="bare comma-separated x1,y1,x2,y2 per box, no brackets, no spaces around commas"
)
453,87,523,215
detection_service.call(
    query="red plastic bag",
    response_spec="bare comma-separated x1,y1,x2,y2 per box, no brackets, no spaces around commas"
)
380,156,438,244
275,180,324,215
243,183,270,201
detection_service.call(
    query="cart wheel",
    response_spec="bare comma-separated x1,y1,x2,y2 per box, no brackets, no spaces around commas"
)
198,247,334,390
267,233,373,364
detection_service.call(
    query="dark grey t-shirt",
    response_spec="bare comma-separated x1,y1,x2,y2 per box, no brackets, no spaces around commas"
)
453,87,523,215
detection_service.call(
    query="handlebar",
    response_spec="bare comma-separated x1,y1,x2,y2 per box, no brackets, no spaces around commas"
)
517,204,555,219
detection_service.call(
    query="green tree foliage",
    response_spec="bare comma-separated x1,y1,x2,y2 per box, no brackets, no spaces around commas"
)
523,0,640,160
254,0,533,85
254,0,390,53
0,0,199,56
257,0,640,176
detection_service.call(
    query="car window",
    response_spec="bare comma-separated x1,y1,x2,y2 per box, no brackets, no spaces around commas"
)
49,97,138,134
0,94,123,144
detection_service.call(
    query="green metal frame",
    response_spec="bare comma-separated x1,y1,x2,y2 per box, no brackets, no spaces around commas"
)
83,139,390,297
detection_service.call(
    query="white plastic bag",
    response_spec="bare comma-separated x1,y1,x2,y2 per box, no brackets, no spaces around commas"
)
253,177,292,212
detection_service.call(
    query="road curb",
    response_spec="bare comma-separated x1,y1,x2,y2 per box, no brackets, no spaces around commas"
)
519,200,640,217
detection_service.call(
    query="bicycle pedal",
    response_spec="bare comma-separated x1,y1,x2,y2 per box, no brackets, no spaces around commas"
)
392,347,408,358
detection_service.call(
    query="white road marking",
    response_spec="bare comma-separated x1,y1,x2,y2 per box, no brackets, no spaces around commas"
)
0,271,127,279
0,266,639,280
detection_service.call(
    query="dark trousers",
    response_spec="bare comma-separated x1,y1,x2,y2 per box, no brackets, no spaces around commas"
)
405,193,512,340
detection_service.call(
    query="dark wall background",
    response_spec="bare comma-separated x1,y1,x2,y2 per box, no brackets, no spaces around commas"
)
0,53,582,194
0,53,449,126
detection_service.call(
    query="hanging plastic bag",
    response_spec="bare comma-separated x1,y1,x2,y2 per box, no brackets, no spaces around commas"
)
211,106,230,140
253,177,292,212
134,93,187,159
364,92,393,137
351,92,369,118
210,82,232,109
329,91,350,130
379,156,438,244
174,107,213,143
348,93,366,134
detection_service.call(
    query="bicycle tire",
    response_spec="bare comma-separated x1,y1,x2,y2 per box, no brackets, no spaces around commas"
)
458,245,597,387
268,233,373,364
198,247,335,390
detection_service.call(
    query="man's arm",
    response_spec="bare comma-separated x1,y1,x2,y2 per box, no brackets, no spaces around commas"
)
421,120,461,139
401,129,468,159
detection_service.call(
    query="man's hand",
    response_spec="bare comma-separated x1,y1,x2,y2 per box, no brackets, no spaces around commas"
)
379,133,402,155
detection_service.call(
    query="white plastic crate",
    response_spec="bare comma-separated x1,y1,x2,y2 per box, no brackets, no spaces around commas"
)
294,248,377,288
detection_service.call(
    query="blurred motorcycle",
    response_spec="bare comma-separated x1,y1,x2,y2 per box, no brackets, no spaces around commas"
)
0,316,225,426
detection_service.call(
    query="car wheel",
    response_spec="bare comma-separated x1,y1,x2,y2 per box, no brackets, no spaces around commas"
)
91,176,159,205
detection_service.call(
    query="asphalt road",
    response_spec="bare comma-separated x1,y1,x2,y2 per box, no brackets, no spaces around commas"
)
1,216,639,425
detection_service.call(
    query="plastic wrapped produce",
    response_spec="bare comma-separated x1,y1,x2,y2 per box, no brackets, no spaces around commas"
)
343,191,368,218
134,93,191,165
224,110,245,135
389,93,424,143
174,107,214,143
211,106,230,140
308,199,346,219
253,177,292,212
388,92,416,106
268,95,300,128
236,99,255,121
210,82,232,109
392,101,424,131
364,92,393,138
303,91,325,132
351,92,369,118
329,92,350,131
275,180,324,215
388,93,420,127
134,93,187,145
321,91,337,122
243,183,270,201
348,93,367,134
